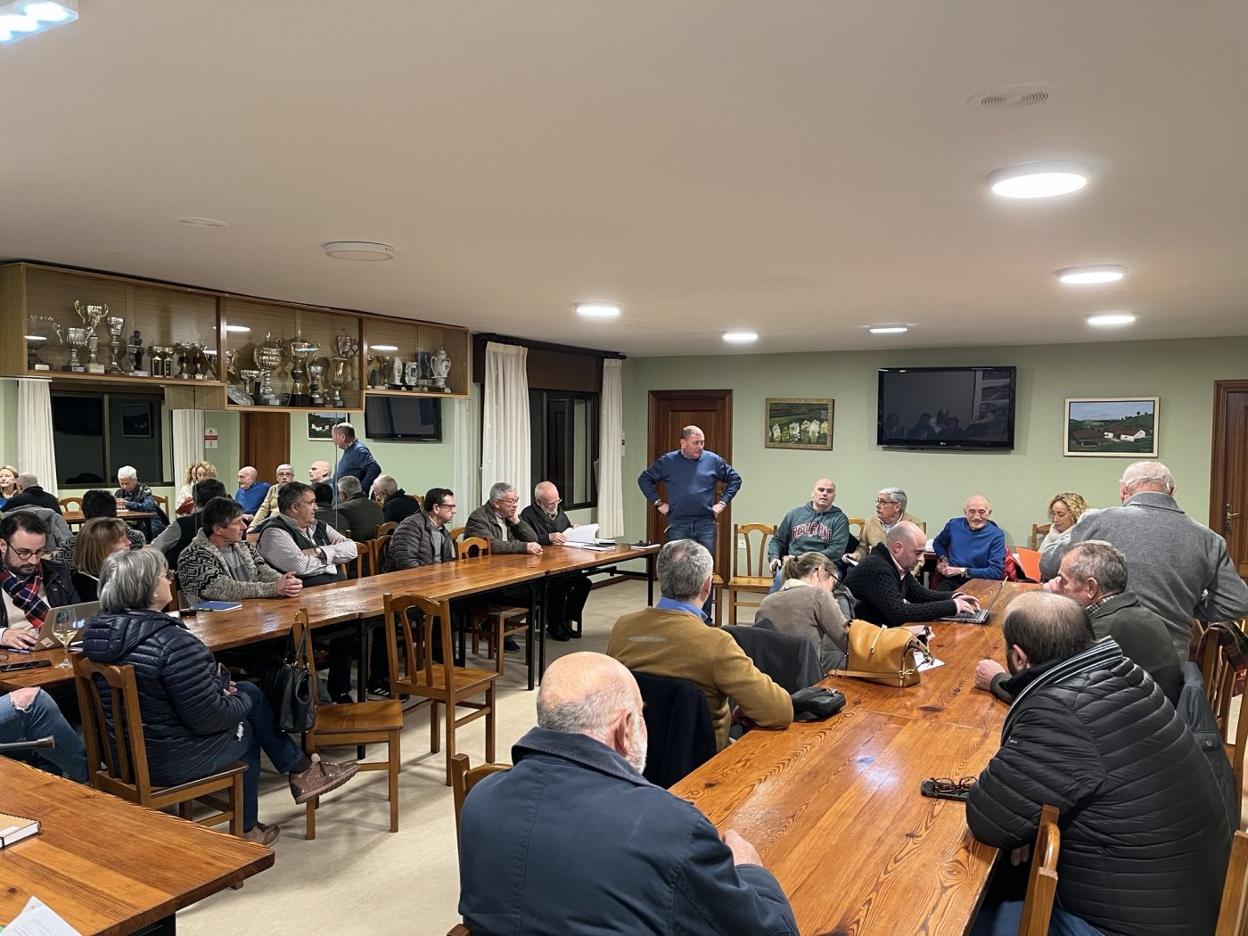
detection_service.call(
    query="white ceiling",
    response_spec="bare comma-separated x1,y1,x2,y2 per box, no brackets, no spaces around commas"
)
2,1,1246,356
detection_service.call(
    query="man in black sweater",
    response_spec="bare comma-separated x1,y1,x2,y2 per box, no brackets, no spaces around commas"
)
519,481,592,640
843,522,978,625
4,473,61,513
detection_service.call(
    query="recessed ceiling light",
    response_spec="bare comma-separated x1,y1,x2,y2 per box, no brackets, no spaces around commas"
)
324,241,396,261
176,216,229,228
989,161,1090,199
0,0,76,43
370,344,399,352
575,303,621,319
1087,312,1137,328
869,325,910,335
723,330,758,344
1057,265,1126,285
224,324,251,334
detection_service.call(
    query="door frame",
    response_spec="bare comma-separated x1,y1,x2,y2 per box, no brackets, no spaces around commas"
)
1209,379,1248,535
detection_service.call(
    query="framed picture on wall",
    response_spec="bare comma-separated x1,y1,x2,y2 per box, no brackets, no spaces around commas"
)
120,401,153,438
1064,397,1159,457
765,398,834,450
307,412,346,441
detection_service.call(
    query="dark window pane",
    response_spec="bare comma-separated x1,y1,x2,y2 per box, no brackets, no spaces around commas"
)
52,393,106,486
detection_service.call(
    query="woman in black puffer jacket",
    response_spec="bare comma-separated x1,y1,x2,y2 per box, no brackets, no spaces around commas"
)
81,548,358,845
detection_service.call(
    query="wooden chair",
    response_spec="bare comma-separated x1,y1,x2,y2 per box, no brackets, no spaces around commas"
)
59,495,83,514
847,516,866,542
291,609,402,839
1018,803,1061,936
1216,830,1248,936
447,927,472,936
450,752,510,839
384,593,499,785
374,520,398,539
73,655,245,835
724,523,776,626
153,493,169,516
457,537,530,676
371,533,393,574
1201,625,1248,825
1029,522,1051,550
449,526,467,543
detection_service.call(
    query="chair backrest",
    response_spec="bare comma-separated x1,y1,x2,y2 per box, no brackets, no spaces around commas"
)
165,572,181,612
724,624,823,692
457,536,491,560
72,655,155,800
1019,803,1061,936
1217,830,1248,936
846,516,866,541
450,752,511,838
371,533,393,574
449,525,467,543
374,521,398,539
153,493,169,514
733,523,775,578
59,496,83,514
1200,628,1248,818
384,592,454,694
1029,522,1051,551
632,670,717,788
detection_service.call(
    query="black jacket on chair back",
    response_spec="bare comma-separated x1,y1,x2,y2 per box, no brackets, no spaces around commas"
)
967,640,1230,936
632,671,717,788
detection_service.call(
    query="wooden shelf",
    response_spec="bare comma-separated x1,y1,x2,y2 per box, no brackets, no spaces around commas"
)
363,388,466,401
44,372,225,389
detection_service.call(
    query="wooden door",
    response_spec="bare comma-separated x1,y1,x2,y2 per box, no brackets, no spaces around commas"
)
645,390,734,575
240,413,291,482
1210,380,1248,578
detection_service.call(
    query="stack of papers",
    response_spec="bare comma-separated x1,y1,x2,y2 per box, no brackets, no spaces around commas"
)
560,524,614,551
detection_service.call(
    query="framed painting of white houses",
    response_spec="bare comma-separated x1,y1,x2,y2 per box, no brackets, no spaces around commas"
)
1064,397,1159,457
765,398,834,450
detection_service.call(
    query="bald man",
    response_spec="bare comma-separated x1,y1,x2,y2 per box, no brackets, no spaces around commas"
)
308,461,331,484
458,652,797,935
931,494,1006,589
766,478,849,591
844,522,979,626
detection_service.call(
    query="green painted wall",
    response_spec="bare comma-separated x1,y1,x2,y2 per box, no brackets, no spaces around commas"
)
621,336,1248,550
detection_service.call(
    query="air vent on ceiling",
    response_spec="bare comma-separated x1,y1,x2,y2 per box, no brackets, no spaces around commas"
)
970,86,1051,109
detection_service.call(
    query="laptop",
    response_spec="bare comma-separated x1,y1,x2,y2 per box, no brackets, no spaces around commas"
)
37,600,100,650
939,608,990,624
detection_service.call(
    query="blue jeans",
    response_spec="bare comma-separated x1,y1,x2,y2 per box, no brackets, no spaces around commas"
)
0,689,88,783
201,680,305,831
973,900,1102,936
666,517,717,615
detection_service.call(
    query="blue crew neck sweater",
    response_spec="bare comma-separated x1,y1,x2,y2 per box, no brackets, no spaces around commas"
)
931,518,1006,579
637,450,741,522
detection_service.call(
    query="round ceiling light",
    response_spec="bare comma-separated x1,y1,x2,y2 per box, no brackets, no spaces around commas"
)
722,330,758,344
177,216,229,228
989,161,1090,199
575,303,621,319
1087,312,1137,328
324,241,396,261
869,325,909,335
1057,264,1126,285
371,344,399,352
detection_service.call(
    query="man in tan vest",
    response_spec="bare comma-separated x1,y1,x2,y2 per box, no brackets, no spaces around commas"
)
607,539,792,749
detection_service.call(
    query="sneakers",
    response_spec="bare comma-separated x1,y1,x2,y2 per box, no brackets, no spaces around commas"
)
242,822,281,846
289,756,360,805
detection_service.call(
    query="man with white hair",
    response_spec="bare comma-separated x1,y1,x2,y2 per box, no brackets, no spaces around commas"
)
248,464,294,528
233,466,270,523
1069,460,1248,659
848,486,923,565
114,465,166,535
370,473,420,524
332,475,384,541
458,652,797,934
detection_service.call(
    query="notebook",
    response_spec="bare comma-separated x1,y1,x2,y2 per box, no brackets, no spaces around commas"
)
37,600,100,650
0,811,40,848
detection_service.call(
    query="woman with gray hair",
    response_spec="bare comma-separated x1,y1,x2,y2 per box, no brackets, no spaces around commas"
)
80,548,358,845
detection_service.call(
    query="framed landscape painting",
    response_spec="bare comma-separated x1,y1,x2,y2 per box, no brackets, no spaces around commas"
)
1064,397,1159,457
765,398,834,450
307,412,346,441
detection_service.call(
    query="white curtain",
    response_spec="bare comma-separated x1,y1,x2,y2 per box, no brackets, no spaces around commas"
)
172,409,206,492
481,342,531,510
597,358,625,537
452,382,482,511
17,378,58,496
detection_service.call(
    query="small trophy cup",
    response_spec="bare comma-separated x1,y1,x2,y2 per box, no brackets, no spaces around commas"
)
105,316,126,374
64,327,89,373
128,330,144,375
173,342,193,379
287,333,319,406
73,300,109,374
431,346,451,392
148,345,164,378
192,344,211,380
238,369,260,406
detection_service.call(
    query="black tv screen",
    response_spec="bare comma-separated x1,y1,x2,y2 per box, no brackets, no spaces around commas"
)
364,396,442,442
877,366,1017,450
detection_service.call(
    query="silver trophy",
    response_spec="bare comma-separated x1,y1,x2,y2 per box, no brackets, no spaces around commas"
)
308,359,326,406
128,330,144,375
105,316,126,374
329,357,348,407
255,332,286,406
73,300,109,374
431,345,451,392
25,314,57,371
64,327,89,372
193,344,211,380
148,345,164,378
288,333,319,406
173,342,193,379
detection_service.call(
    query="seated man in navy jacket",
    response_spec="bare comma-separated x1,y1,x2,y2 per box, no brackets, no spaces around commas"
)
458,651,798,935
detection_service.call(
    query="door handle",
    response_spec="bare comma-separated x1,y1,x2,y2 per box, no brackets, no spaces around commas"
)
1227,504,1242,531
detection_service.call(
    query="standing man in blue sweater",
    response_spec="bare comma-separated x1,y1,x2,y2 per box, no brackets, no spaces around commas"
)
638,426,741,614
932,494,1006,589
331,422,381,492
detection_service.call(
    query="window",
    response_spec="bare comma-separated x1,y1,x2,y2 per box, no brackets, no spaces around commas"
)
530,390,598,510
51,390,169,487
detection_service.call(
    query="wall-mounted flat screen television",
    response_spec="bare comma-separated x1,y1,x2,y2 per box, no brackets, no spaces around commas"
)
877,366,1017,450
364,396,442,442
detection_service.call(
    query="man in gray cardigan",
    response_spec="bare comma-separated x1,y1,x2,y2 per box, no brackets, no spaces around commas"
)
1068,461,1248,660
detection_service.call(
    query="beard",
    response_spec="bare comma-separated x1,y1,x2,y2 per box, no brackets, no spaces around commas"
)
624,712,648,775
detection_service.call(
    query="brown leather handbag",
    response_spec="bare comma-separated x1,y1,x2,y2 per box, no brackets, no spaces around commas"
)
831,619,930,687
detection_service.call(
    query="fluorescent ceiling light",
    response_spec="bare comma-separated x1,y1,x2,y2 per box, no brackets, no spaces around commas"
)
0,0,76,42
177,216,229,228
1087,312,1137,328
722,330,758,344
224,324,251,334
323,241,396,261
371,344,399,352
1057,265,1126,285
575,303,620,319
989,161,1090,199
869,325,909,335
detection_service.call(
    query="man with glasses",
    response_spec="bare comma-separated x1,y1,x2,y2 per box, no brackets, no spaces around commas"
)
466,482,549,645
0,512,80,649
932,494,1006,589
387,487,458,571
847,487,923,567
522,481,592,639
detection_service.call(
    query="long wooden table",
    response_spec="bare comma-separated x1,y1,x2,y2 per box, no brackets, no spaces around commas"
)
670,579,1036,936
0,758,273,934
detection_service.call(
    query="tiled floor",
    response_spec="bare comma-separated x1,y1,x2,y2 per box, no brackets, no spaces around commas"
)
179,578,670,936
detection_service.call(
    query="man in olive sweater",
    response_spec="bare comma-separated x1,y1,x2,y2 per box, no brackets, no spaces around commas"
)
608,540,791,749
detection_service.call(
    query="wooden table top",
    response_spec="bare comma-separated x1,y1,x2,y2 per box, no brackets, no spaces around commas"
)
63,509,156,524
669,578,1038,936
0,759,273,935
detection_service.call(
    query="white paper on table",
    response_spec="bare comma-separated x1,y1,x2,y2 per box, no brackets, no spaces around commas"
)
2,896,82,936
561,524,600,544
914,652,945,672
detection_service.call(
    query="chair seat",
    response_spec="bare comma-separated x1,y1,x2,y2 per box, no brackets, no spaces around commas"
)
121,762,247,805
402,665,499,697
316,699,405,733
726,575,772,591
